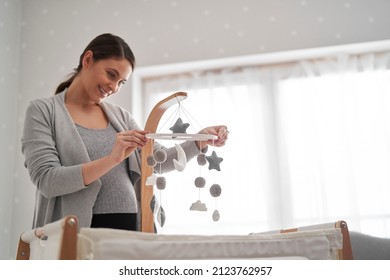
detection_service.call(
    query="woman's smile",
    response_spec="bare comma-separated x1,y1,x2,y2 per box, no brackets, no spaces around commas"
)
98,85,111,98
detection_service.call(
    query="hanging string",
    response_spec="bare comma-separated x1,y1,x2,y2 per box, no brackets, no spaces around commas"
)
159,189,162,211
179,103,211,136
158,162,163,212
156,104,181,133
152,97,218,144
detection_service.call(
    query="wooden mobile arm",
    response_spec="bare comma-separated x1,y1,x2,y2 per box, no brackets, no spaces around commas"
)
140,92,187,232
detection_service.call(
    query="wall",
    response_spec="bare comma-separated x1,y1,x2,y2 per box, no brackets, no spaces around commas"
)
0,0,22,260
1,0,390,259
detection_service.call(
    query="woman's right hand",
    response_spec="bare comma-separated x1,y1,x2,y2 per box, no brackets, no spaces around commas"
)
110,130,149,163
82,130,149,186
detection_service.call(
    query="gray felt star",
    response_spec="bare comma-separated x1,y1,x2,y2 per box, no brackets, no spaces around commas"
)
169,117,190,133
206,151,223,171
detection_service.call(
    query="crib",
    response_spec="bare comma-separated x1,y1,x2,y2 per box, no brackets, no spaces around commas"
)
16,215,352,260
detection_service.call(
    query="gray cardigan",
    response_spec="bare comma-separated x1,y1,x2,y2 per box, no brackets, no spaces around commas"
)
21,90,200,229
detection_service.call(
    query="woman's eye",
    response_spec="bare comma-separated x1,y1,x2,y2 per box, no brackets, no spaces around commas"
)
107,71,116,79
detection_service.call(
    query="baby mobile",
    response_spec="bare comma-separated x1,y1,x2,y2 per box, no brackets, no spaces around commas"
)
141,92,224,231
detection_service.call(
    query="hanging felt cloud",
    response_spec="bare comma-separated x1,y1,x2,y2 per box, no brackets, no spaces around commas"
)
190,200,207,211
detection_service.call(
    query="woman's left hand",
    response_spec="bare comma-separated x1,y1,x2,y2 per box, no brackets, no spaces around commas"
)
196,125,229,150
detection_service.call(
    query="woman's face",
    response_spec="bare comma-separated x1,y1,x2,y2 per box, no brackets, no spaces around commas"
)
82,51,132,103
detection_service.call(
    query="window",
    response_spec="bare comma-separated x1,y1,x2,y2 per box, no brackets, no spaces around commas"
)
135,45,390,237
277,70,390,236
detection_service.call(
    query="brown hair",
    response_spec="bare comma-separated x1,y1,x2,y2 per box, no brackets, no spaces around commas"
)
54,33,135,94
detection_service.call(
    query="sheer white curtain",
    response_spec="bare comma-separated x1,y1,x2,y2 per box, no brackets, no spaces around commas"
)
140,50,390,237
276,52,390,237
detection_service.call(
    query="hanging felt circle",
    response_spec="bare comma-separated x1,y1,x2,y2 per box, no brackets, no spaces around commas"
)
154,149,167,163
197,153,207,166
210,184,222,197
146,154,157,167
194,176,206,188
156,176,167,190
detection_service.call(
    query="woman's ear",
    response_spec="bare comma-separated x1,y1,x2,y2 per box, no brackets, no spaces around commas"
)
82,50,94,68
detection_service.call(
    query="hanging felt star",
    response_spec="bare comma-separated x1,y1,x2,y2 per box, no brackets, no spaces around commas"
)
206,151,223,171
169,117,190,133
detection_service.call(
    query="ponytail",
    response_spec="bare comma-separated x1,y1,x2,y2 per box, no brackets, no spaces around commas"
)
54,71,78,95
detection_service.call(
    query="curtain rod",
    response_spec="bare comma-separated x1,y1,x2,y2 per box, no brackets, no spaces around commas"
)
133,40,390,78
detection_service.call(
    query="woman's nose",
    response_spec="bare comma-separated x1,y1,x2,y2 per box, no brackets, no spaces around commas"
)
108,82,119,94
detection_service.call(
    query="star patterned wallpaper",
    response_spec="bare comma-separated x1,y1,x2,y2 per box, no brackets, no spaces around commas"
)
1,0,390,259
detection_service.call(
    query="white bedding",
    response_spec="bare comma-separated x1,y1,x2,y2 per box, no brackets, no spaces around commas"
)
19,217,345,260
77,228,343,260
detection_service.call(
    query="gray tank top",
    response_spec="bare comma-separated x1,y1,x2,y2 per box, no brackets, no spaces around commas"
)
76,123,137,214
